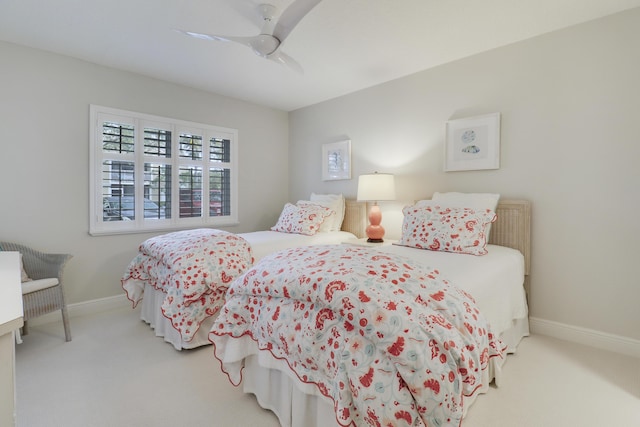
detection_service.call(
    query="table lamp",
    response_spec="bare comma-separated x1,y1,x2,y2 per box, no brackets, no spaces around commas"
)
357,172,396,242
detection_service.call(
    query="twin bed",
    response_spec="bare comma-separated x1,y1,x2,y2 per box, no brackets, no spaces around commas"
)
122,194,531,426
122,196,367,350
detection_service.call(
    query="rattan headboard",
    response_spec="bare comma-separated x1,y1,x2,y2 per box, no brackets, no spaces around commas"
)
341,198,531,294
341,199,368,239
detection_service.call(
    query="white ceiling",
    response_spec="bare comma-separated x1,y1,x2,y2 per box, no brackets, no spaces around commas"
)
1,0,639,111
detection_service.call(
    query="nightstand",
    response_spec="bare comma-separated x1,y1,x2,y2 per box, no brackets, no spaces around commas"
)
341,238,397,247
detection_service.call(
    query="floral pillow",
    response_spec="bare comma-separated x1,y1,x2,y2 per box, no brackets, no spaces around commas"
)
398,202,497,255
296,201,337,233
431,192,500,238
310,193,345,231
271,203,333,236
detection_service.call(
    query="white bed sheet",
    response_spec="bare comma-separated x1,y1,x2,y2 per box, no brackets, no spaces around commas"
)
139,230,357,350
215,243,530,426
241,230,357,261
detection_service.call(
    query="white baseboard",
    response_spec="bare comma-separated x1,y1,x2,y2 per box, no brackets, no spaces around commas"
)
529,316,640,359
27,294,132,327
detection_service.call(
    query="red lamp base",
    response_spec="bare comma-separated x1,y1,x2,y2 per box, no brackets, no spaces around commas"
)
366,204,385,242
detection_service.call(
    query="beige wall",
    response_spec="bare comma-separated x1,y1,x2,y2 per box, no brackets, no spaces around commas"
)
289,9,640,341
0,41,289,304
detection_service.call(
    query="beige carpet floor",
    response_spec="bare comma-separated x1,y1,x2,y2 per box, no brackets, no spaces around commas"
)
15,306,640,427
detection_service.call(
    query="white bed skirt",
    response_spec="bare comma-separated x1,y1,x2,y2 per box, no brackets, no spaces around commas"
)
139,283,214,350
237,317,530,427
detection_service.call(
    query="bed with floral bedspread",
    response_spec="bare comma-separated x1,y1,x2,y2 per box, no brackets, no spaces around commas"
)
210,244,506,427
122,228,253,342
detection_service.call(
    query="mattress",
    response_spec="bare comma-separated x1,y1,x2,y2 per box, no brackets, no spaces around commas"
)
380,243,529,347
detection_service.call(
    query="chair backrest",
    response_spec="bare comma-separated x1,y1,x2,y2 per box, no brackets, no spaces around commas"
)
0,242,72,281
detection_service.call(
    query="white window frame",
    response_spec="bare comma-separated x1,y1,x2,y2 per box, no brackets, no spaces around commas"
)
89,105,239,236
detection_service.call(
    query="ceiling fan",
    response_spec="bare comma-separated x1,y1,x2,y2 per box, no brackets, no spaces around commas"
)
178,1,323,73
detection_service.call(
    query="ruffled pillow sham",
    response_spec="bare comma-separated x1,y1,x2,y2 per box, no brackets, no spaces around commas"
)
296,201,336,233
398,202,497,255
310,193,345,231
271,203,333,236
430,192,500,238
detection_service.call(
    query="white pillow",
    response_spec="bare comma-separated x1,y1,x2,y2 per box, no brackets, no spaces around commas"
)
430,192,500,238
310,193,345,231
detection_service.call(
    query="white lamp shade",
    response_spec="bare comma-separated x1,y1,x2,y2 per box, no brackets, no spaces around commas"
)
357,173,396,202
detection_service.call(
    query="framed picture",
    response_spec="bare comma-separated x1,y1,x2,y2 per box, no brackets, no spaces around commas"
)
322,140,351,181
444,113,501,171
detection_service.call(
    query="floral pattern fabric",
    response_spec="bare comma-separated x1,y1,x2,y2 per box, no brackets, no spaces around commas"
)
398,204,497,255
121,228,253,341
271,203,333,235
210,244,505,426
296,200,338,233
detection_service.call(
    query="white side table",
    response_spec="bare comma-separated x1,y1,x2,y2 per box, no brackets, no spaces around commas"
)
341,238,397,248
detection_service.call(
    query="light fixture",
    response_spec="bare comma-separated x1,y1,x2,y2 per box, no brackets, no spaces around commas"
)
357,172,396,242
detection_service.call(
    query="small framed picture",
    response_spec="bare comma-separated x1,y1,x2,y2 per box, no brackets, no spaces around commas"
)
444,113,501,171
322,140,351,181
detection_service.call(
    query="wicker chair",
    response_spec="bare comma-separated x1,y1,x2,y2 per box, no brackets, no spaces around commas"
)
0,242,72,342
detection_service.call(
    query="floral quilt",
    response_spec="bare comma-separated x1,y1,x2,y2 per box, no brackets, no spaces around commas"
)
122,228,253,341
210,244,505,426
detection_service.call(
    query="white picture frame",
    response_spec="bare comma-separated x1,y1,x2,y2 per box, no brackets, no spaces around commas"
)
444,113,501,171
322,140,351,181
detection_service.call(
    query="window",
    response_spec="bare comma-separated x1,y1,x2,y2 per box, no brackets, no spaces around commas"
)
90,105,238,235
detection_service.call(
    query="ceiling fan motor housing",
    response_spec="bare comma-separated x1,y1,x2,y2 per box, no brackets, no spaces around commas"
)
250,34,280,57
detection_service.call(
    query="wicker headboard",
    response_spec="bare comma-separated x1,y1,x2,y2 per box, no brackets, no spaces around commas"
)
489,199,531,295
341,198,531,294
341,199,368,239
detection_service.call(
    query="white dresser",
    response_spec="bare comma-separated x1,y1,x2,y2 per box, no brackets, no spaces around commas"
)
0,252,23,427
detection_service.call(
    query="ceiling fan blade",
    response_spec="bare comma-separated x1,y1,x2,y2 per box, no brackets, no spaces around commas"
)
257,4,277,34
176,29,254,48
272,0,322,43
268,50,304,74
